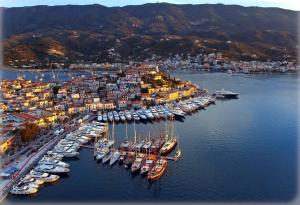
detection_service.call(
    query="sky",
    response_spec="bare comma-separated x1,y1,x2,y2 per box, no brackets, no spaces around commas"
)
0,0,299,10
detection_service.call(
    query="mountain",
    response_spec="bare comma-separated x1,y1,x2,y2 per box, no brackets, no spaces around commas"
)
2,3,298,66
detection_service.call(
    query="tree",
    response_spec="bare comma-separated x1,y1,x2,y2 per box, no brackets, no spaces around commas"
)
52,84,61,95
19,122,40,143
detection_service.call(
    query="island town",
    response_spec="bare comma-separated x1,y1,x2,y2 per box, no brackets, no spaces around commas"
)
0,64,223,200
7,51,299,74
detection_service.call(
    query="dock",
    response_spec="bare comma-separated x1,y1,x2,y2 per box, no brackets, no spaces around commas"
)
166,156,178,161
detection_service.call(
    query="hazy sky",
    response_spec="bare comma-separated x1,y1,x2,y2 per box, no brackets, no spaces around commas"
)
1,0,299,10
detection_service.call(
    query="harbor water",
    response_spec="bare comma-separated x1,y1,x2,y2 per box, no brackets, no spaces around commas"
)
3,70,298,202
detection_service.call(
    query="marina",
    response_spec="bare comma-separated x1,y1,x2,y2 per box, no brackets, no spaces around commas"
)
4,91,215,196
4,72,298,202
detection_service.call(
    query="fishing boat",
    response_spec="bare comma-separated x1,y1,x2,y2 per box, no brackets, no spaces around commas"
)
140,154,157,176
147,158,168,181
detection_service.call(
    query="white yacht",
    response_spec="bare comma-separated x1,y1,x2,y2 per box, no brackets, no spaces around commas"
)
45,152,64,161
95,147,110,162
214,89,239,99
38,159,70,168
144,109,154,120
102,113,108,122
21,176,44,186
109,151,120,166
34,164,70,174
125,111,132,121
108,112,114,122
97,114,103,122
28,170,60,183
10,183,38,195
102,151,113,164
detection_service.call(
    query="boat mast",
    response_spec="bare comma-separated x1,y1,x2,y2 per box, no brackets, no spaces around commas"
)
138,134,141,153
148,130,151,156
134,120,137,144
112,120,115,143
125,121,128,140
165,118,168,141
172,116,175,140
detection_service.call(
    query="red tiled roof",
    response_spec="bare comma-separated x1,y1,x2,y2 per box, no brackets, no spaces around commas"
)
12,112,39,122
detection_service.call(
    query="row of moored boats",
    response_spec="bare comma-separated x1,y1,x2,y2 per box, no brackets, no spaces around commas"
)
97,94,216,122
94,117,181,181
10,122,103,195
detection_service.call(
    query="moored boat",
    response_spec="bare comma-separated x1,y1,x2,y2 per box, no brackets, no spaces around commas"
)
140,154,157,176
131,153,146,173
109,150,121,166
147,158,168,181
119,151,127,164
124,151,135,169
10,183,38,195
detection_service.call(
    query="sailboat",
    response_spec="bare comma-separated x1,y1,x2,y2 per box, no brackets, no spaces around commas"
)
129,120,138,151
141,133,157,176
96,122,114,162
108,120,121,165
109,150,120,166
131,152,146,173
147,157,168,181
142,131,152,152
160,116,177,156
119,121,132,151
150,123,165,153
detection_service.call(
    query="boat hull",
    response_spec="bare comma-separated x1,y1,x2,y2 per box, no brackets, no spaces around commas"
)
160,141,177,156
147,162,168,181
